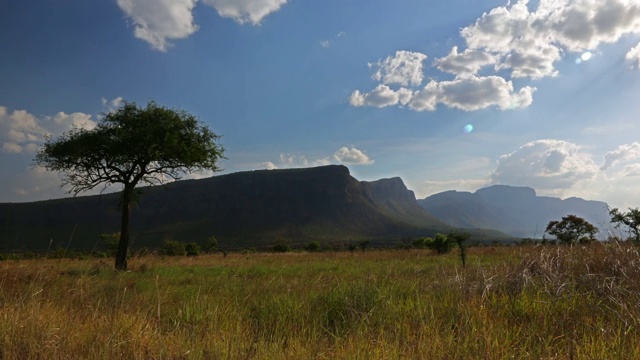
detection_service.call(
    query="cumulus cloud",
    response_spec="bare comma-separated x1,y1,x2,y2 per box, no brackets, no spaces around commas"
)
602,142,640,170
0,106,96,154
491,140,599,190
261,161,278,170
117,0,289,51
263,147,375,170
351,0,640,112
203,0,288,25
420,179,490,198
626,42,640,69
370,51,428,87
434,46,497,76
349,85,412,108
333,147,374,165
462,0,640,78
408,76,535,111
116,0,199,52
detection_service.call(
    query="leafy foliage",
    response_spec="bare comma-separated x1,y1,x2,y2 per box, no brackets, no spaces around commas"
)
424,233,454,254
185,242,201,257
163,239,187,256
203,236,219,253
545,214,598,244
609,207,640,244
34,101,224,270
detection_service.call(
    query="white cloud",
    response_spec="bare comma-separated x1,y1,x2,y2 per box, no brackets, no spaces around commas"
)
626,42,640,69
277,153,330,168
203,0,288,25
370,51,428,87
601,142,640,170
320,40,330,48
116,0,198,52
349,85,412,108
461,0,640,79
491,139,599,190
333,147,374,165
261,161,278,170
2,143,23,153
264,147,374,170
0,105,96,154
101,97,124,113
0,106,46,153
408,76,536,112
420,179,490,199
434,46,497,76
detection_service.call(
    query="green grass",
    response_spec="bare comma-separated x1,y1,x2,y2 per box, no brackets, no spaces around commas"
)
1,243,640,359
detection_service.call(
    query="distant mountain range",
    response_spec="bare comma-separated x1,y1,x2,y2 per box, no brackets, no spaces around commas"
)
418,185,612,239
0,165,509,252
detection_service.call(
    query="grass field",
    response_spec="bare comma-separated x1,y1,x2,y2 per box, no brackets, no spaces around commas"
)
2,243,640,359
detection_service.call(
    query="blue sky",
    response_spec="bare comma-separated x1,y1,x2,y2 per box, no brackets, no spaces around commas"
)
2,0,640,209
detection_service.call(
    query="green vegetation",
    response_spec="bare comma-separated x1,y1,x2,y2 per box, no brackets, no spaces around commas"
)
545,215,598,244
2,243,640,358
34,100,225,270
610,207,640,243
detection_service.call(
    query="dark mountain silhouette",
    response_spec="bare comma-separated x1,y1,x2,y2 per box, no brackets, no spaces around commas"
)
0,165,508,252
418,185,612,239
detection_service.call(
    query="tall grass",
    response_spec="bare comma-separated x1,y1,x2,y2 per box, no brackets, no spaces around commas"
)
1,243,640,359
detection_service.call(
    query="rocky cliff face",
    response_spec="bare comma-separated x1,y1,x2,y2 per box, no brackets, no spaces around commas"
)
418,185,612,239
1,165,453,251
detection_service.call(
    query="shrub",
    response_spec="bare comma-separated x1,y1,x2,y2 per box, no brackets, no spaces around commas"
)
305,241,321,252
204,236,218,253
163,239,186,256
185,242,201,256
99,232,120,256
424,233,453,254
272,239,291,253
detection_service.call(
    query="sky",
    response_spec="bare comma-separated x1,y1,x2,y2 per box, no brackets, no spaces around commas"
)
1,0,640,209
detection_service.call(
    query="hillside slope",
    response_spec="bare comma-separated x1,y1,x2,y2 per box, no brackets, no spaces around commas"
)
1,165,473,251
418,185,612,239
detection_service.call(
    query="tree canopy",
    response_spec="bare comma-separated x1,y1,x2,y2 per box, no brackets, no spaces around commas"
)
545,215,598,244
35,101,225,270
609,207,640,243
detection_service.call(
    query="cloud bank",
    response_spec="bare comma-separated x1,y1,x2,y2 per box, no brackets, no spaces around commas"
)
262,146,374,169
351,0,640,112
117,0,288,51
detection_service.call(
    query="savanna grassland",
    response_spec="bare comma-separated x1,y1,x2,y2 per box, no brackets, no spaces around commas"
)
2,243,640,359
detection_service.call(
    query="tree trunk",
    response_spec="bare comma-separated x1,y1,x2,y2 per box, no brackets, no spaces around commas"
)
115,186,133,271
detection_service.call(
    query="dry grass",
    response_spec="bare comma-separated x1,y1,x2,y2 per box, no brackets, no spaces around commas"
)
1,243,640,359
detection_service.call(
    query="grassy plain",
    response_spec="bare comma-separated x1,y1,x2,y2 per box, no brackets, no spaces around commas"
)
2,243,640,359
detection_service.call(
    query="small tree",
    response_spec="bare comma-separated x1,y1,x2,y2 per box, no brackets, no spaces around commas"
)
204,236,219,253
35,101,225,270
424,233,453,254
305,241,321,252
185,242,201,256
448,232,470,268
545,215,598,245
163,239,187,256
609,207,640,244
99,232,120,256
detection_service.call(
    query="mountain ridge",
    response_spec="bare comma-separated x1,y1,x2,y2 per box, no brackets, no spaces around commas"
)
418,185,611,239
3,165,507,251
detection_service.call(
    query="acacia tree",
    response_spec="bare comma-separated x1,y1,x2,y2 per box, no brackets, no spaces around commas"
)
545,215,598,245
609,207,640,243
35,101,225,270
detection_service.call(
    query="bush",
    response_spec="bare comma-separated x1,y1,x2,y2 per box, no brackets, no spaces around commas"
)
305,241,321,252
185,242,201,256
272,239,291,253
204,236,218,253
99,232,120,256
424,233,454,254
163,239,186,256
